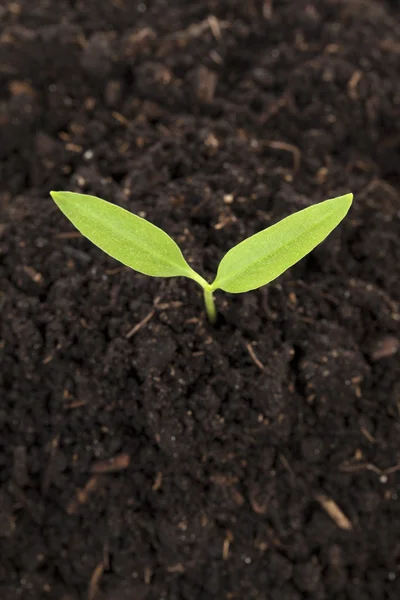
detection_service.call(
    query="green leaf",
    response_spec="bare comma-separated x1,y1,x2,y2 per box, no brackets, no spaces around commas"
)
211,193,353,293
50,191,207,286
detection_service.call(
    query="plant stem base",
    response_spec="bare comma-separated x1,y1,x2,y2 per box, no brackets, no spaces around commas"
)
203,288,217,324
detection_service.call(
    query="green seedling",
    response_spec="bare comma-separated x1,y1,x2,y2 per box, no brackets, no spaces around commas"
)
50,191,352,323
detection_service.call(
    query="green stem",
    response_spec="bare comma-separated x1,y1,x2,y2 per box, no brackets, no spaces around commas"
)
203,287,217,324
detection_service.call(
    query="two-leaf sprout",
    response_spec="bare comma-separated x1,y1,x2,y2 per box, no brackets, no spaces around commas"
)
50,191,352,324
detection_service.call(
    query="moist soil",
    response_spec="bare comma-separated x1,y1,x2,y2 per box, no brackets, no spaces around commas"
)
1,1,400,599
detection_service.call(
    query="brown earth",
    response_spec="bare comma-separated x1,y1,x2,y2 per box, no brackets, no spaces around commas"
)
1,1,400,599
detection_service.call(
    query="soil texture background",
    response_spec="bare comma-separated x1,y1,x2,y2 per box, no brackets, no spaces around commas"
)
1,1,400,599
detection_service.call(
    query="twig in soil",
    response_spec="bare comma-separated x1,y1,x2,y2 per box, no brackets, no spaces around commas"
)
316,494,353,531
155,301,183,311
144,567,152,585
209,50,223,65
340,461,382,475
42,435,60,495
264,141,301,174
339,460,400,479
249,489,270,515
360,426,376,444
166,15,229,42
347,71,363,100
91,453,130,473
64,399,88,410
105,266,128,276
125,27,156,49
245,342,265,371
222,531,233,560
214,213,237,230
152,472,163,491
279,454,295,483
384,463,400,476
207,15,222,41
125,309,155,338
88,561,104,600
55,231,82,239
112,111,129,125
67,476,101,515
23,265,44,284
66,143,83,153
167,563,186,573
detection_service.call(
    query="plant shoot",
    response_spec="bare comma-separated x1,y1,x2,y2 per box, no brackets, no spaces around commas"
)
50,191,353,323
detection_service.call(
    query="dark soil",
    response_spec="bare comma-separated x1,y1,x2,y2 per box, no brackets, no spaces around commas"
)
1,1,400,599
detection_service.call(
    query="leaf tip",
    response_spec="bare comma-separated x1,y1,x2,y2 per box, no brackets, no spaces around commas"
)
50,190,83,212
329,192,353,218
345,191,353,204
50,190,65,205
341,192,353,210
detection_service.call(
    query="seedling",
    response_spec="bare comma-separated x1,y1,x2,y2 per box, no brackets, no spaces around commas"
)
50,191,352,323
